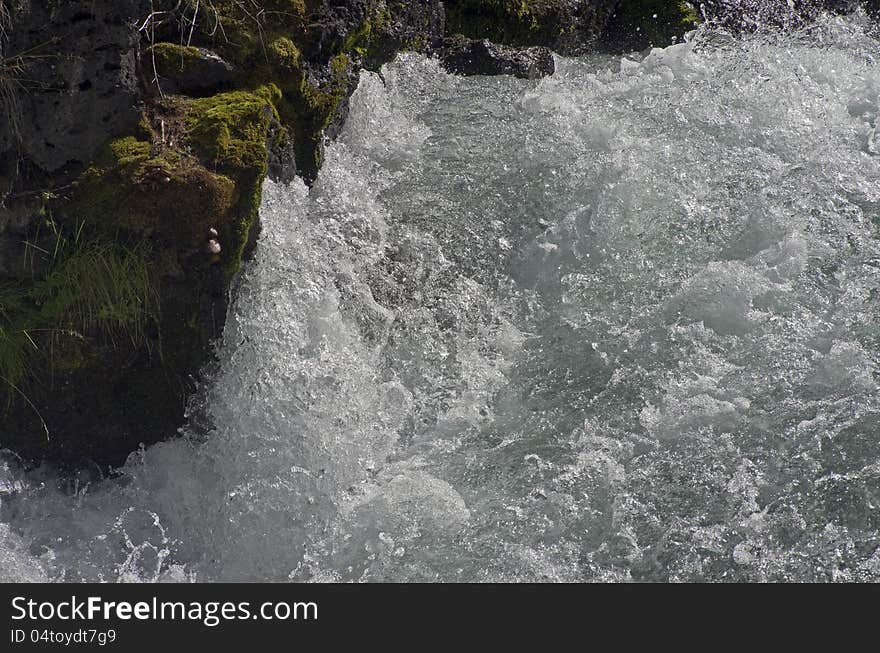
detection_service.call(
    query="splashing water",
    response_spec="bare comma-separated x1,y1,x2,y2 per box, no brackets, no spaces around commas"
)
3,10,880,582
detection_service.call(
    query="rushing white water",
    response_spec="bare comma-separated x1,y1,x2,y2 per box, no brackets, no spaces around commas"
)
3,10,880,582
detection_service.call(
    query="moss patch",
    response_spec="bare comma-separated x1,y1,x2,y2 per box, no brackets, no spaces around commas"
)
185,85,285,273
268,36,302,72
74,84,294,279
75,134,238,253
148,42,205,77
186,86,282,169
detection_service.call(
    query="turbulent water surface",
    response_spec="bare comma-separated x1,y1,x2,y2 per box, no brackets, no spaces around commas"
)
3,11,880,582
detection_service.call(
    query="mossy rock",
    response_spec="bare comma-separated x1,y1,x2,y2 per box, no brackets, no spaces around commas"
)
446,0,700,52
117,40,352,261
269,52,353,182
185,85,286,272
186,86,283,168
75,136,238,255
149,43,206,76
75,85,290,278
268,36,302,73
144,1,377,181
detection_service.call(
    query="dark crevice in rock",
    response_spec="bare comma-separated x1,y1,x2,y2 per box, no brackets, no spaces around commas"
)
441,35,555,78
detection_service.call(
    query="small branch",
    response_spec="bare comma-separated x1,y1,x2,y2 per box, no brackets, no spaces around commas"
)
145,1,165,98
138,0,183,33
186,0,200,47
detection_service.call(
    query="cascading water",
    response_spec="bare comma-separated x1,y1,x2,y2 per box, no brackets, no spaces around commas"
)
2,9,880,582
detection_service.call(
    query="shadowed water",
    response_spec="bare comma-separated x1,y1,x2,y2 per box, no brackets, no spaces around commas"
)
2,9,880,582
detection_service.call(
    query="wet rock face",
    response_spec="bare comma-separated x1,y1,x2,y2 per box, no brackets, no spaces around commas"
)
2,0,146,173
441,36,555,79
300,0,372,62
357,0,447,68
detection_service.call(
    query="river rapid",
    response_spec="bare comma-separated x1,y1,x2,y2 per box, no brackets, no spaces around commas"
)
2,9,880,582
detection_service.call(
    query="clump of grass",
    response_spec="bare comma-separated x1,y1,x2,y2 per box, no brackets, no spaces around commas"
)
1,0,21,139
0,53,26,143
0,223,159,420
0,1,10,48
0,284,36,405
0,284,46,437
0,324,29,394
34,239,159,351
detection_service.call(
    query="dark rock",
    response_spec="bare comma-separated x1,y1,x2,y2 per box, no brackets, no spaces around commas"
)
444,0,618,55
300,0,372,64
0,0,145,173
303,0,447,69
441,36,555,79
267,139,299,184
600,1,699,52
149,45,235,95
358,0,447,69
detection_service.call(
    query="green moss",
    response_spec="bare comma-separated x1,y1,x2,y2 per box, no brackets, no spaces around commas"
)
148,42,204,78
74,85,284,277
165,0,307,68
187,85,281,167
338,0,439,67
330,52,351,83
109,136,151,161
75,134,238,261
341,1,393,57
679,0,699,24
145,1,384,182
185,85,284,272
268,36,301,72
